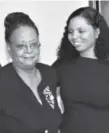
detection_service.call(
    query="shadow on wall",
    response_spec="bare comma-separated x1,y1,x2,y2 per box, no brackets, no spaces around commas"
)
100,1,109,27
89,1,109,27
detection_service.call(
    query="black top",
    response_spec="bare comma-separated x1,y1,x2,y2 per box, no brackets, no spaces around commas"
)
53,57,109,133
0,63,61,133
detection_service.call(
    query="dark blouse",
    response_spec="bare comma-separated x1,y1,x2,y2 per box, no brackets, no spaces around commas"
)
0,63,61,133
53,57,109,133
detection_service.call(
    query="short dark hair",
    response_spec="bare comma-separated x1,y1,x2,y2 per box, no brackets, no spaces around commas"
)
4,12,39,43
57,6,109,61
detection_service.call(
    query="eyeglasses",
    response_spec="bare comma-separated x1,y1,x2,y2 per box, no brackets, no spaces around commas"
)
12,42,41,51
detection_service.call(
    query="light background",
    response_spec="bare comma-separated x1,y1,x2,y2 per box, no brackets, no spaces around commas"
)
0,1,88,66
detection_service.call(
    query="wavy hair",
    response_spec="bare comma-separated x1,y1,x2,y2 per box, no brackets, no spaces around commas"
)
57,6,109,61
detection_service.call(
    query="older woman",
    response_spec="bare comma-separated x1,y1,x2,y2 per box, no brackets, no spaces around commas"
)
0,12,61,133
53,7,109,133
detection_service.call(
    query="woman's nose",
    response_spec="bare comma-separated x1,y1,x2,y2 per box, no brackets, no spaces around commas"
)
26,45,32,53
72,31,79,39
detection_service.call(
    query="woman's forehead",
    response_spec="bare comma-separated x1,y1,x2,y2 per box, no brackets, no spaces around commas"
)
68,16,92,29
10,26,39,44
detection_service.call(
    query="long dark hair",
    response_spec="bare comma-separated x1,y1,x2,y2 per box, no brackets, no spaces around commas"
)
57,6,109,61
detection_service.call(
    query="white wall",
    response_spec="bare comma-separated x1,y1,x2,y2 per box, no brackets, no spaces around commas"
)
0,1,88,66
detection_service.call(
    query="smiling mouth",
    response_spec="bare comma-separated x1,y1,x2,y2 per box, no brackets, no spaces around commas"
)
74,43,81,46
74,41,83,45
23,56,34,59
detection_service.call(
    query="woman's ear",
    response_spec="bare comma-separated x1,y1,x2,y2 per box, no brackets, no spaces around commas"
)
7,43,12,56
7,44,10,52
95,28,100,39
6,43,12,62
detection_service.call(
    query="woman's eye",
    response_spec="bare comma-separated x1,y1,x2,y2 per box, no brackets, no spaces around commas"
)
79,30,85,33
68,31,73,34
31,43,37,47
15,45,25,50
31,42,40,48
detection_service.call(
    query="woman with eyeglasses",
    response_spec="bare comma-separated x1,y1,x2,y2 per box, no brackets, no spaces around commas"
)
0,12,61,133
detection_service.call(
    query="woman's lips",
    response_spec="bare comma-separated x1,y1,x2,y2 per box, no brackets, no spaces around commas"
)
23,56,34,59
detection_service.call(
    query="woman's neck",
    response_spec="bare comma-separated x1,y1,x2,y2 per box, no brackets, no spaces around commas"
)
14,65,37,78
13,65,40,91
80,47,97,59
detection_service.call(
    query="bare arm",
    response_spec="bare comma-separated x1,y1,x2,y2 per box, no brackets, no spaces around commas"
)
56,86,64,114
